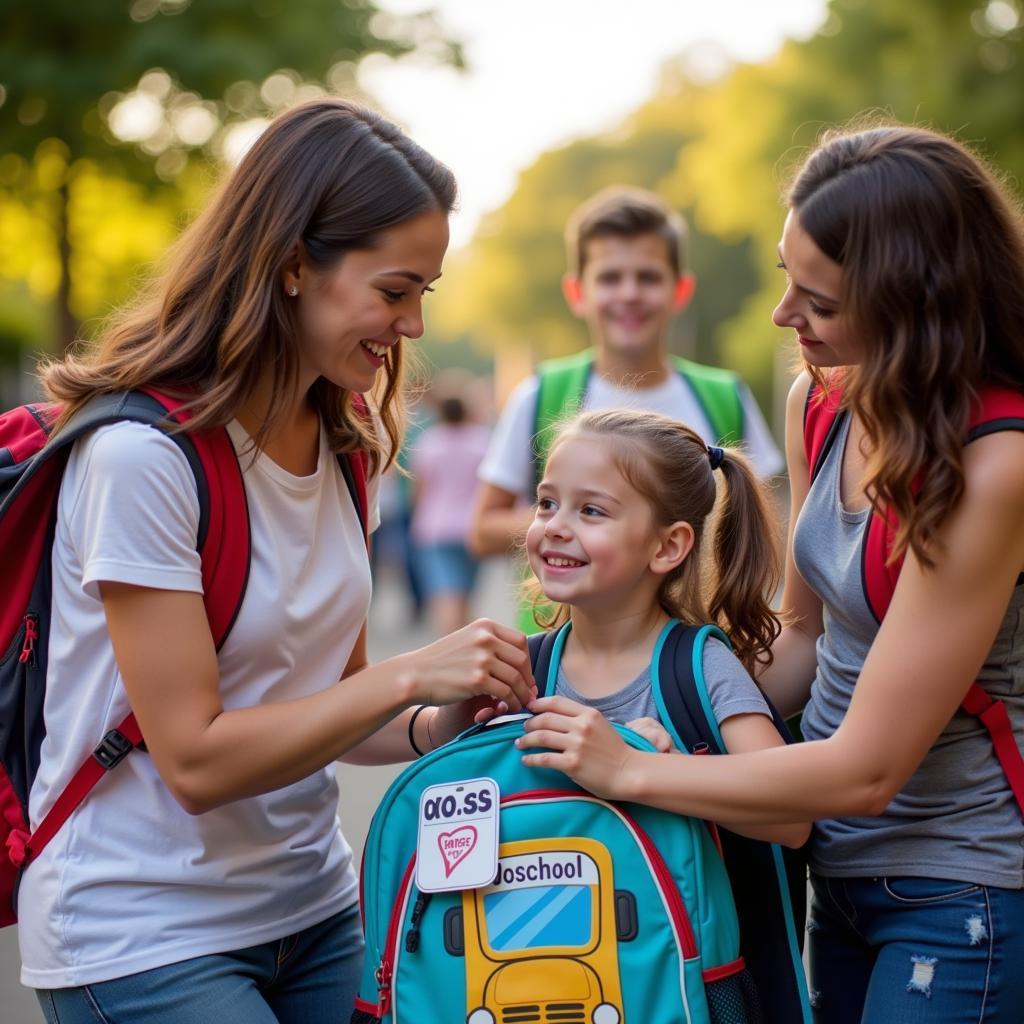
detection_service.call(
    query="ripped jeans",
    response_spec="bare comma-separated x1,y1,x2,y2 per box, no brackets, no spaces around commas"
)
807,873,1024,1023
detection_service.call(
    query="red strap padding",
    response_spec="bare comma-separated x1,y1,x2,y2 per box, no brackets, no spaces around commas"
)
9,714,143,869
0,457,68,652
962,684,1024,819
138,388,249,649
802,380,843,481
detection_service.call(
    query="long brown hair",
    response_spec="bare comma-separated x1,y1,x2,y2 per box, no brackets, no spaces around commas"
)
532,409,781,672
788,122,1024,566
40,98,457,473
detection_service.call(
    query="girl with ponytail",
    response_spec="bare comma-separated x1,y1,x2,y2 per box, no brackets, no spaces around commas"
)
521,407,808,848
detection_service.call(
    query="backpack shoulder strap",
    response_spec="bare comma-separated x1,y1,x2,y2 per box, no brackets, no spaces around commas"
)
649,619,812,1022
136,388,248,650
528,624,570,697
671,356,745,446
649,620,721,754
861,384,1024,624
337,450,369,544
531,351,595,491
966,385,1024,441
802,378,845,486
339,393,372,545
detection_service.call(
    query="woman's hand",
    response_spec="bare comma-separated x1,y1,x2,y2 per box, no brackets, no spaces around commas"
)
427,694,516,748
517,695,637,800
398,618,535,711
626,717,676,753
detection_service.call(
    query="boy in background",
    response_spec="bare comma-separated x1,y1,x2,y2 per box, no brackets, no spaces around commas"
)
470,186,782,581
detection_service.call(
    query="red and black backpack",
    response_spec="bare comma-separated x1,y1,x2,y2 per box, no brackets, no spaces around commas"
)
0,389,368,926
803,379,1024,817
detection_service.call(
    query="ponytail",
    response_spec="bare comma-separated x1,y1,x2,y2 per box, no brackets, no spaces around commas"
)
707,449,781,672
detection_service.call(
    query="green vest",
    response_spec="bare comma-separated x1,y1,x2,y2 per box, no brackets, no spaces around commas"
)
517,350,746,633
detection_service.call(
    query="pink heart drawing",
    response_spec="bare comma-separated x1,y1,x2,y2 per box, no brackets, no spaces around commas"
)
438,826,478,877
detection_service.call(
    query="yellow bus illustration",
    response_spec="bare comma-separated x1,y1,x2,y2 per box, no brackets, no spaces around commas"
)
445,836,632,1024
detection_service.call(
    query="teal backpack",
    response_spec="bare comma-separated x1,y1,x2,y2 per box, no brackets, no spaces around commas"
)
351,711,760,1022
531,620,812,1024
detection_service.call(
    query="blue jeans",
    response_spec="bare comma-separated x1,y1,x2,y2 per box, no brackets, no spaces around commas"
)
808,873,1024,1023
36,903,364,1024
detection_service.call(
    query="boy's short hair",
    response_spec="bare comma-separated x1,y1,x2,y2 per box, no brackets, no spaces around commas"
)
565,185,688,277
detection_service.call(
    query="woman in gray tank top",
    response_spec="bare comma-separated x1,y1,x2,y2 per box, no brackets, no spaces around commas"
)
520,123,1024,1023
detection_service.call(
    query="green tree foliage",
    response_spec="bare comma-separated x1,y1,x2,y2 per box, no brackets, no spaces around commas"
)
433,74,758,370
666,0,1024,394
439,0,1023,410
0,0,462,351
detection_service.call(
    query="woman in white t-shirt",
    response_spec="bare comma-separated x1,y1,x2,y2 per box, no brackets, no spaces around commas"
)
22,99,535,1024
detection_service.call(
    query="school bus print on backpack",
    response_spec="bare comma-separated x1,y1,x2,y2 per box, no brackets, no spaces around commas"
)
448,837,625,1024
351,716,761,1024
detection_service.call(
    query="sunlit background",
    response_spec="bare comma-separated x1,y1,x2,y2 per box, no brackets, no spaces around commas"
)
2,3,1023,1016
4,0,1022,420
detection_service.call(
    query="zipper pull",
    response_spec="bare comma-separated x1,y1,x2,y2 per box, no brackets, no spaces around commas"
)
375,960,392,1015
405,891,431,952
691,742,710,755
19,615,39,667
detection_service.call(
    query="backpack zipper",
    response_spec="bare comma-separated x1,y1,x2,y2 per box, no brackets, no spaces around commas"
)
18,614,38,667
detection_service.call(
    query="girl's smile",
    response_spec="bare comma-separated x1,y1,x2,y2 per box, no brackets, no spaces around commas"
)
527,435,664,618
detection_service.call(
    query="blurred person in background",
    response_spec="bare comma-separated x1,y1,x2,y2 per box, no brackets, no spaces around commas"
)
410,370,492,636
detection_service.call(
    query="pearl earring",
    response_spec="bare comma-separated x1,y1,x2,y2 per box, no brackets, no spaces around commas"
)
287,285,298,297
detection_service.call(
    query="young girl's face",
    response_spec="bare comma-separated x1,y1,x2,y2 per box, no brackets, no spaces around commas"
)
527,433,664,615
290,208,448,394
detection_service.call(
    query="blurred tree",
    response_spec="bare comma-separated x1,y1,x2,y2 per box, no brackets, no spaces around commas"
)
438,0,1023,412
0,0,463,352
664,0,1024,394
433,72,759,373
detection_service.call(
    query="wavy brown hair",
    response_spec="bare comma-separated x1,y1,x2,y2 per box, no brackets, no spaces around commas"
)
531,409,781,672
40,98,457,473
788,122,1024,567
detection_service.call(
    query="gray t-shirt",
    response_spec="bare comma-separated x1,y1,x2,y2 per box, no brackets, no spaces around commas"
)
555,638,771,739
794,414,1024,888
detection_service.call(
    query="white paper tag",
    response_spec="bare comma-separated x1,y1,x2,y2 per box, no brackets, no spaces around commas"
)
415,777,500,893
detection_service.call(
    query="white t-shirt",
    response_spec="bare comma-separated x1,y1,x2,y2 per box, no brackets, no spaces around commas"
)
19,418,379,989
479,370,783,500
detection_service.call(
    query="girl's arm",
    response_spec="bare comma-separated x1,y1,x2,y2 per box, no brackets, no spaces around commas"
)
756,372,823,717
101,585,535,813
520,428,1024,824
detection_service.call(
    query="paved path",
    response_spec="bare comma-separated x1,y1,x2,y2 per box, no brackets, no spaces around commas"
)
0,557,518,1022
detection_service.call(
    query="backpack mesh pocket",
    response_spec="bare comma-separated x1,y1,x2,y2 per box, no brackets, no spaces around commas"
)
706,966,763,1024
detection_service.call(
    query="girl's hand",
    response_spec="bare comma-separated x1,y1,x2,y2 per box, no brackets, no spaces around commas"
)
517,695,636,800
626,717,675,753
401,619,536,711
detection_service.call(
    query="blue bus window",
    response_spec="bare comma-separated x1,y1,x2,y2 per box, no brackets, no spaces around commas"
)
484,885,592,951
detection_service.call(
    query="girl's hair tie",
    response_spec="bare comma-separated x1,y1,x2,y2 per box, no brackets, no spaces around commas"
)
707,445,725,471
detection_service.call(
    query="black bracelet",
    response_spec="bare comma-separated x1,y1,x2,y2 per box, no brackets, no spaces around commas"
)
408,704,430,757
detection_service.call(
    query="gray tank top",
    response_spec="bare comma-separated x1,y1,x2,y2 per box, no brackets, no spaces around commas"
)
793,414,1024,887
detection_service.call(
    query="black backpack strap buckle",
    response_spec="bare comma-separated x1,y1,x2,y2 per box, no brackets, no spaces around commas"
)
92,729,135,770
